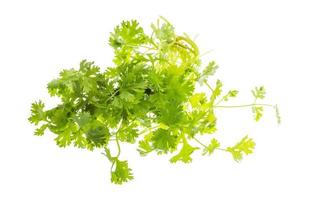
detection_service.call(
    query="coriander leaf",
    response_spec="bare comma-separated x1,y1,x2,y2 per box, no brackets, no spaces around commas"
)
252,106,263,121
86,124,110,147
158,103,185,127
47,79,61,96
252,86,266,100
46,106,70,128
109,20,148,50
202,138,220,156
189,93,207,108
199,61,219,83
227,135,255,162
158,123,169,130
72,131,88,149
74,112,92,129
111,159,134,184
151,17,175,44
151,129,178,154
223,90,239,101
54,127,73,147
79,60,100,76
170,136,198,163
137,140,153,156
34,124,48,136
119,90,136,103
28,101,46,125
82,77,97,93
118,128,139,144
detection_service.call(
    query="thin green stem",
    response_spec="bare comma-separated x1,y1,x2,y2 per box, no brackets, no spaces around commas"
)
109,122,123,172
177,35,199,56
193,137,228,152
193,137,207,148
111,160,116,172
138,125,159,136
204,80,214,92
217,148,228,152
93,90,120,109
115,120,123,158
214,103,274,108
105,90,119,104
214,96,226,106
115,134,121,158
124,44,156,50
174,42,195,55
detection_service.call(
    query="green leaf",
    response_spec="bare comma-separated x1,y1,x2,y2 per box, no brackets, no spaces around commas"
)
54,128,72,147
252,86,266,99
200,61,219,82
202,138,220,155
74,112,92,129
252,106,263,121
82,77,97,93
227,135,255,162
47,79,61,96
118,128,139,144
119,91,136,102
151,17,175,43
79,60,100,76
223,90,239,101
72,131,88,149
137,140,153,156
28,101,46,125
46,106,70,128
170,136,198,163
109,20,148,50
209,80,223,105
34,124,48,136
151,129,178,154
189,93,207,108
111,159,134,184
86,124,110,147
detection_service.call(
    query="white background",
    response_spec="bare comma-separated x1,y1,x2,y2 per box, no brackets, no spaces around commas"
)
1,0,313,199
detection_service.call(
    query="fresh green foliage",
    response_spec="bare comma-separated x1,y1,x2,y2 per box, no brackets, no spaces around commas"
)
252,86,266,99
29,17,280,184
104,148,134,184
202,138,220,156
251,86,266,121
275,104,281,124
252,106,263,121
29,101,46,125
170,135,199,163
199,61,219,83
227,136,256,162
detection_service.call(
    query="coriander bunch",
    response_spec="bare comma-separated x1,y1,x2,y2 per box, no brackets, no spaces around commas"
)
29,17,280,184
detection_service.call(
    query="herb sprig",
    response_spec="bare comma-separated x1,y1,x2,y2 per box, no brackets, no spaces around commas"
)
29,17,280,184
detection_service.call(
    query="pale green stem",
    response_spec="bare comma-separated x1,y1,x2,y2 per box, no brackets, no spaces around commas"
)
115,120,123,158
204,81,214,92
138,126,159,136
193,137,228,152
214,103,274,108
105,90,119,104
193,137,207,148
214,96,226,106
109,121,123,172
